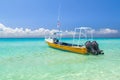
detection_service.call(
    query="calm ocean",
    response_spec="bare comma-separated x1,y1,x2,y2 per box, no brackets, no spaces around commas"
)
0,38,120,80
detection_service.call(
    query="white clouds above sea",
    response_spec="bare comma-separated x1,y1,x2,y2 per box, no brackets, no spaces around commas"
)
0,23,58,38
94,28,118,34
0,23,119,38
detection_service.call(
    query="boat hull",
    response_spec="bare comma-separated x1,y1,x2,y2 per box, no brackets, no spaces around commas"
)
46,41,88,54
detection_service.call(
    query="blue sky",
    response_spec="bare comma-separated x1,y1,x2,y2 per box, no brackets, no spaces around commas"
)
0,0,120,37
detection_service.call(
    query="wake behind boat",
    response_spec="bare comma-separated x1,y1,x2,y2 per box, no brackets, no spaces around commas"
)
45,27,104,55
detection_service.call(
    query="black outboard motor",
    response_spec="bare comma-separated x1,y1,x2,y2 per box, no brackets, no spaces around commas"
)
85,41,104,55
85,41,92,53
85,41,98,55
91,41,104,55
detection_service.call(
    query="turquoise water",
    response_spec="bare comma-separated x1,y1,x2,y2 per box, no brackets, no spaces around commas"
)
0,38,120,80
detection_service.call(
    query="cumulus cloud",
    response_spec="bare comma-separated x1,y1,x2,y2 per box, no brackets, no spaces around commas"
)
0,23,119,38
0,23,58,38
94,28,118,34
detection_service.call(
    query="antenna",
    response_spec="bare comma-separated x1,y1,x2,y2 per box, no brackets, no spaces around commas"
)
56,4,62,41
57,4,61,28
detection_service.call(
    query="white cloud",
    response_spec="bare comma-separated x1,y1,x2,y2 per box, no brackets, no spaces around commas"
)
0,23,119,38
0,23,59,38
94,28,118,34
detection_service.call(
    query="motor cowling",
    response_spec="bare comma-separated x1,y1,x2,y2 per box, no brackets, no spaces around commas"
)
92,41,104,54
85,41,92,53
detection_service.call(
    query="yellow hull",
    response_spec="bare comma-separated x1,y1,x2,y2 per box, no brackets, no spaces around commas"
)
46,41,88,54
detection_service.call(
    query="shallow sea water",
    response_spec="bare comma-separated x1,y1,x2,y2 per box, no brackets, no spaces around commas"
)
0,38,120,80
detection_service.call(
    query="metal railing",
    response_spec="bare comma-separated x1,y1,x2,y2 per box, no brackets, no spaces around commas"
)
72,27,93,46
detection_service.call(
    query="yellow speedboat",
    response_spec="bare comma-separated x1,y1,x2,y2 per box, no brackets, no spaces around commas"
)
45,27,104,55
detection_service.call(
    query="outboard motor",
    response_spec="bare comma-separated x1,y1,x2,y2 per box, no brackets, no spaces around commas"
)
85,41,92,53
85,41,98,55
85,41,104,55
91,41,104,55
